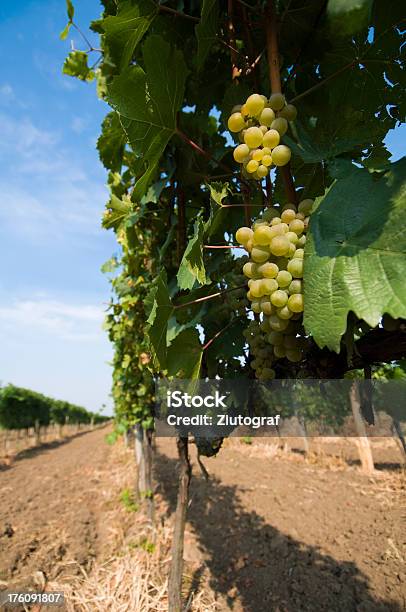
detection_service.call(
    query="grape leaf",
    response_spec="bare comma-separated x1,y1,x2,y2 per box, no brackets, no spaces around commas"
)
60,23,71,40
100,0,157,70
66,0,74,21
304,159,406,352
97,112,126,172
208,181,229,206
177,216,208,290
146,271,174,369
107,35,188,200
63,51,95,81
167,329,203,379
326,0,373,36
195,0,219,71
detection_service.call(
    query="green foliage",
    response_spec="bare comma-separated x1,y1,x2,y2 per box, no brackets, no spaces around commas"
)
304,159,406,351
62,0,406,433
100,0,157,70
195,0,219,71
177,216,208,290
0,384,106,430
63,51,95,81
106,35,188,199
119,487,139,512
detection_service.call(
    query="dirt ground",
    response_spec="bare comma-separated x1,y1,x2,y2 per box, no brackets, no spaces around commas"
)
0,428,404,611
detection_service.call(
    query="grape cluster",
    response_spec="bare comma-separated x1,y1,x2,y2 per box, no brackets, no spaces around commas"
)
227,93,297,180
236,199,314,379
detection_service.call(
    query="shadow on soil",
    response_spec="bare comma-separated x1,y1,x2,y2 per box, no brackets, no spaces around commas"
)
154,451,400,612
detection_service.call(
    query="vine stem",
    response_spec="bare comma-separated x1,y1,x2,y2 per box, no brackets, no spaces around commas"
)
159,5,199,22
176,129,231,173
227,0,241,80
174,284,246,309
265,0,298,206
204,244,242,249
202,317,241,351
265,0,282,93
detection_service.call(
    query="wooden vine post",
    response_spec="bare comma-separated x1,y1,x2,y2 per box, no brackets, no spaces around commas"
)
168,187,192,612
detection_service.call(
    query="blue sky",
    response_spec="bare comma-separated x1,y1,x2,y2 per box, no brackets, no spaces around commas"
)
0,0,116,413
0,1,404,415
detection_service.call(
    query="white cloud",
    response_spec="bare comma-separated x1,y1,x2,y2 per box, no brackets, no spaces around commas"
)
71,116,87,134
0,83,15,103
0,112,108,240
0,296,106,342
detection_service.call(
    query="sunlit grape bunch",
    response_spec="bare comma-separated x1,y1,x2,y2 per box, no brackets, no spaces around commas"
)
227,93,297,180
236,198,314,379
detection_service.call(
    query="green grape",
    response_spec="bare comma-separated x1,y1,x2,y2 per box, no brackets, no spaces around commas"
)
252,220,268,229
286,349,302,362
296,212,305,221
261,368,275,380
233,144,250,163
236,226,253,244
270,216,282,226
231,104,242,114
253,225,273,245
257,165,269,178
268,331,284,345
270,117,288,136
244,126,263,148
228,112,245,132
283,334,299,349
251,245,270,263
258,262,279,278
295,248,304,259
260,318,270,332
261,207,280,222
287,258,303,278
270,235,290,256
277,306,293,320
276,270,292,287
287,293,304,313
262,154,272,167
271,145,291,167
246,159,259,173
282,203,297,212
260,299,273,315
288,243,296,257
245,239,253,252
251,149,263,161
298,199,314,215
246,93,265,116
271,289,288,307
250,280,263,298
278,104,297,121
251,300,261,313
274,344,286,359
297,235,306,247
260,125,268,134
281,209,296,224
263,129,280,149
288,279,302,294
268,93,285,110
269,315,289,332
246,290,253,301
243,262,258,278
259,107,276,126
260,278,278,294
286,231,299,244
289,219,305,234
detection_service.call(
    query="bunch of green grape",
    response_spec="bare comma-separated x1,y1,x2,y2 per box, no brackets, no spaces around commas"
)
236,198,314,377
243,320,276,380
227,93,297,180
